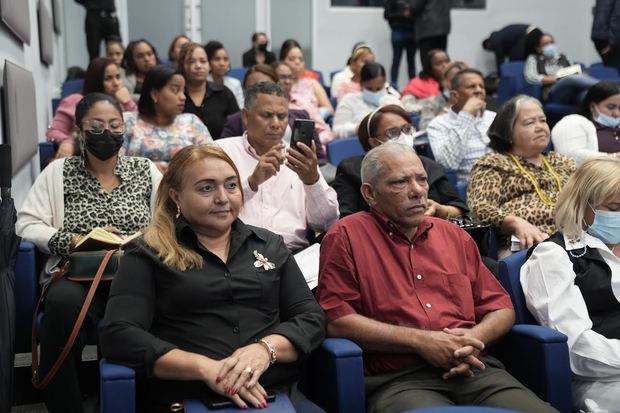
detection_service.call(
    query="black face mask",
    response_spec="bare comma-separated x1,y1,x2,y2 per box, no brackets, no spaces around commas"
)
257,42,268,53
84,130,124,161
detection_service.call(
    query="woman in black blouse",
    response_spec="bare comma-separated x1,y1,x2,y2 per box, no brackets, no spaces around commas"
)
101,145,325,412
333,104,468,218
178,42,240,138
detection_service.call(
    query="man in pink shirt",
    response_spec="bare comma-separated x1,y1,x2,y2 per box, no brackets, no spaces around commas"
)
216,82,339,256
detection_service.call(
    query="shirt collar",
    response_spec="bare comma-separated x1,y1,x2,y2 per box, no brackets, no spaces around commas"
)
564,232,612,252
370,209,433,243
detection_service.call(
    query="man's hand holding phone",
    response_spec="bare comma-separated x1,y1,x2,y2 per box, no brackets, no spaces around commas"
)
287,141,319,185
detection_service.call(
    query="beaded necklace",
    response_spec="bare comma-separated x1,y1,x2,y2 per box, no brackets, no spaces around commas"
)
509,153,563,207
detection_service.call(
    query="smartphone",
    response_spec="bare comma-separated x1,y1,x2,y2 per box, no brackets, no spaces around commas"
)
290,119,315,151
203,391,276,410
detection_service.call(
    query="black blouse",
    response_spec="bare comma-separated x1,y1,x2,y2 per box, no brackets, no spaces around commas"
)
183,81,240,139
332,154,469,218
101,218,325,410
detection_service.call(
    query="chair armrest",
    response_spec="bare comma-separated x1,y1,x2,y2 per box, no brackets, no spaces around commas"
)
302,338,365,413
498,325,572,413
15,241,39,352
100,359,136,413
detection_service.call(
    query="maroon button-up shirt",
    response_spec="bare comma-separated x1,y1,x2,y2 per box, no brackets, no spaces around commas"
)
317,211,513,376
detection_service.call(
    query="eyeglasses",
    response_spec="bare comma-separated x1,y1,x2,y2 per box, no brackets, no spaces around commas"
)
278,75,295,81
382,124,415,140
82,119,125,135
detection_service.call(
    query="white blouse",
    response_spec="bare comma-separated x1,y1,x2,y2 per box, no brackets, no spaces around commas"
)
521,233,620,381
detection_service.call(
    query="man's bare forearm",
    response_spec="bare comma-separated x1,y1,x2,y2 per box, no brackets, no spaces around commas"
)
468,308,515,345
327,313,424,354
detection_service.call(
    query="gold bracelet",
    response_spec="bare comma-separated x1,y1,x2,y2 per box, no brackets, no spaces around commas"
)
257,338,277,365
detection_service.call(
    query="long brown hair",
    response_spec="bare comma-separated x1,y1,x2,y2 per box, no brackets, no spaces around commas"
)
144,145,243,271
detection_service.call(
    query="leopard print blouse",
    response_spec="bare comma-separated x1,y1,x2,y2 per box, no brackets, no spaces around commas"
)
468,151,576,236
48,155,154,258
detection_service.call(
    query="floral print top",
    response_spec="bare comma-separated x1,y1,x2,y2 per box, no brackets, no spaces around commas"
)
123,112,213,163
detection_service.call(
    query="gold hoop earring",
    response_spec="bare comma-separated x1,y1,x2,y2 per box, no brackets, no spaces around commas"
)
175,204,181,219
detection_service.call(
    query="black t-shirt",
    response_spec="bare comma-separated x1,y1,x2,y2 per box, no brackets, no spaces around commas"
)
183,81,240,139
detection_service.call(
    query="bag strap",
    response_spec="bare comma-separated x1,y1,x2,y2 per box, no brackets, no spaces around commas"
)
32,249,118,389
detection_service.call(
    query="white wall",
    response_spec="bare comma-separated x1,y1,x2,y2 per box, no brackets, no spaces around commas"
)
313,0,599,88
0,0,65,208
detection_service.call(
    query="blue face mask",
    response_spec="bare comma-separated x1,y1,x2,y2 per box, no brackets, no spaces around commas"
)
442,89,451,99
588,208,620,245
542,43,559,59
362,88,386,107
595,112,620,128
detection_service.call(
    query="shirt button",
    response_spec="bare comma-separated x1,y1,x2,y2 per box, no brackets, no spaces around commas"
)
426,303,432,308
416,274,423,280
233,326,239,334
389,232,393,237
224,272,231,278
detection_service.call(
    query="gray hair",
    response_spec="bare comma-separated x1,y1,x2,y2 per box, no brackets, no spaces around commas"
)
244,81,286,110
488,94,543,153
361,142,417,187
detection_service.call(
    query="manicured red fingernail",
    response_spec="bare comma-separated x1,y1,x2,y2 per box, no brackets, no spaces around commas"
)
242,405,248,410
231,387,237,394
216,376,221,384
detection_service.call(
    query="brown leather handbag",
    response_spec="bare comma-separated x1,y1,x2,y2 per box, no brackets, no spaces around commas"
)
31,249,119,389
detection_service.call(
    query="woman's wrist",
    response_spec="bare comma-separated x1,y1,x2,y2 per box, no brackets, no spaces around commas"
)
69,233,83,250
256,339,277,365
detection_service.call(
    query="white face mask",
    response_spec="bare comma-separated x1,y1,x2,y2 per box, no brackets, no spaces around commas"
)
390,133,414,148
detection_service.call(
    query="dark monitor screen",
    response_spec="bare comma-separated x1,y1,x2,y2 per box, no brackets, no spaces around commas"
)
0,0,31,44
38,1,54,65
1,60,38,175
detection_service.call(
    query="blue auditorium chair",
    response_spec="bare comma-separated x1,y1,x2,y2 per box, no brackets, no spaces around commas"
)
585,63,620,82
61,79,84,97
326,137,365,166
100,338,365,413
497,250,573,413
496,61,578,128
228,67,248,84
14,241,39,353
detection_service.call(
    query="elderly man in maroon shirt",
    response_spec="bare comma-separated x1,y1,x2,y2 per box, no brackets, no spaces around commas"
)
316,143,557,413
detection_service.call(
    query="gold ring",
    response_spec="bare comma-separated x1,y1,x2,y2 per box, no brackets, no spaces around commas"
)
244,366,254,375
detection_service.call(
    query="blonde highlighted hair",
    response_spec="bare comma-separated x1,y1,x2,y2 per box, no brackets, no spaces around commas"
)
554,157,620,240
144,145,243,271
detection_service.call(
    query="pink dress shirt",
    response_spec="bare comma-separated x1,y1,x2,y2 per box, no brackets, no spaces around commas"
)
46,93,137,143
216,134,339,250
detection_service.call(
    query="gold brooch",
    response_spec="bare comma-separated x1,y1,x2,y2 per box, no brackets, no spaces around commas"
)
253,250,275,270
